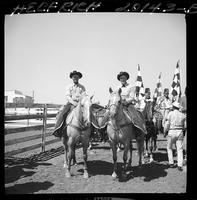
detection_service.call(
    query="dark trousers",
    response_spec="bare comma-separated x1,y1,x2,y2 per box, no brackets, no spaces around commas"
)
126,104,147,134
52,103,72,137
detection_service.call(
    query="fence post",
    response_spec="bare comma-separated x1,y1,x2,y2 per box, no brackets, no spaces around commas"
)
41,104,47,152
27,107,30,126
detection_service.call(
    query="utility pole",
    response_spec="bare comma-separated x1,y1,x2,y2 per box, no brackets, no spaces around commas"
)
32,90,34,103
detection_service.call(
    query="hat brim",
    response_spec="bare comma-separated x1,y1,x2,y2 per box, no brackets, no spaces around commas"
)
117,72,129,80
70,72,82,79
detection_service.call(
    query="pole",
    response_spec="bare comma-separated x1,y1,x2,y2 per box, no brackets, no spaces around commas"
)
41,105,47,152
27,107,30,126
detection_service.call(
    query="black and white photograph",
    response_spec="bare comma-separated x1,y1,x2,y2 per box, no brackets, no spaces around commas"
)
4,0,191,196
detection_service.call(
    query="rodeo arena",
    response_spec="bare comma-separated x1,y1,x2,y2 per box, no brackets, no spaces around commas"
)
4,61,187,196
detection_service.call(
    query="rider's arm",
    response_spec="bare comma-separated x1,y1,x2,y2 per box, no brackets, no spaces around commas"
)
65,85,78,106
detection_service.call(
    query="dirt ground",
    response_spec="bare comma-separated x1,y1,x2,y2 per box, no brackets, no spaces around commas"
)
4,134,186,194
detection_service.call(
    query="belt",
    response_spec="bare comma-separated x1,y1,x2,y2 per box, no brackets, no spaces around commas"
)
169,128,183,130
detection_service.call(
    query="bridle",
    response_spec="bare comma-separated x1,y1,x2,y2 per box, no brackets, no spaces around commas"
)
67,96,92,132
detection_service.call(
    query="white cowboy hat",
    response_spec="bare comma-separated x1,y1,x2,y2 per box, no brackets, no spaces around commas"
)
172,102,180,109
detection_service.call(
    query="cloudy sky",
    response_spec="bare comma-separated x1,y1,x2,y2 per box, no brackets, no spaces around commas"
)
5,13,186,105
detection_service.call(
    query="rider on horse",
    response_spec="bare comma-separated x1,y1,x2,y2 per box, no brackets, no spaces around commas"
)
116,71,147,134
52,70,86,137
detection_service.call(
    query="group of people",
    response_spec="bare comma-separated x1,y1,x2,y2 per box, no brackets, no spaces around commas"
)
52,70,187,172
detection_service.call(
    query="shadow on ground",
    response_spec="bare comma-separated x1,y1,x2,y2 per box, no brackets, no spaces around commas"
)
77,157,169,182
5,161,52,184
5,181,54,194
4,146,66,184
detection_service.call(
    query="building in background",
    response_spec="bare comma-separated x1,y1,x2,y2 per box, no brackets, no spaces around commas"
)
5,90,34,104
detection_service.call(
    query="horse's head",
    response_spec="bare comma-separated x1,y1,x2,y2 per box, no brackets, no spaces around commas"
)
143,102,153,122
79,94,94,127
108,87,122,118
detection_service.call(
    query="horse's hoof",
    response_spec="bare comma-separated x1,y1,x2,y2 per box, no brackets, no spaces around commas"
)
88,146,92,150
65,172,71,178
83,173,89,179
63,163,67,168
112,172,117,178
149,158,154,163
117,148,121,152
121,172,127,179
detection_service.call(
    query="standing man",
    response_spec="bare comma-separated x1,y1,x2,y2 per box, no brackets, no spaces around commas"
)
164,102,187,171
157,88,173,128
52,70,86,137
116,71,147,134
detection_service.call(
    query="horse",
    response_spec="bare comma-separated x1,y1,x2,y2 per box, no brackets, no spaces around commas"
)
61,94,93,178
93,108,108,143
88,104,109,149
107,87,145,178
143,101,157,162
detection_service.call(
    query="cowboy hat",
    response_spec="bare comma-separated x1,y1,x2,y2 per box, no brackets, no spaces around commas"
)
69,70,82,79
172,101,180,109
145,88,150,93
117,71,130,81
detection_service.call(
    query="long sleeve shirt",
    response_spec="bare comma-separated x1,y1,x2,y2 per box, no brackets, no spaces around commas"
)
117,83,138,104
157,96,172,110
65,83,86,105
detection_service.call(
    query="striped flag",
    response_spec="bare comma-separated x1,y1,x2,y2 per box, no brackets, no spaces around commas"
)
135,64,145,99
153,72,162,99
170,60,182,102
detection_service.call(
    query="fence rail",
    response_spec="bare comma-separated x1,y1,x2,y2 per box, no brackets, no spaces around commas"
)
5,103,62,108
5,103,63,157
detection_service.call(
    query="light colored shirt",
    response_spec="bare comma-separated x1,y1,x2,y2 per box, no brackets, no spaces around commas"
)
117,83,137,104
157,96,172,110
65,83,86,105
164,109,186,132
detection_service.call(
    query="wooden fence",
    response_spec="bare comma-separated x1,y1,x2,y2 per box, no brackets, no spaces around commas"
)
4,103,63,157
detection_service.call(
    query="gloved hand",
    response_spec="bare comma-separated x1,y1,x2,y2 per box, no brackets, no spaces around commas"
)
71,101,78,107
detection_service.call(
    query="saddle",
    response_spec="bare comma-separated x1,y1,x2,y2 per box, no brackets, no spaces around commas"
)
122,105,147,134
52,104,75,137
91,104,110,129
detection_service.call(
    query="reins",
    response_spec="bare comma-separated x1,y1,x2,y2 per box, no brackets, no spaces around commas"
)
67,97,92,132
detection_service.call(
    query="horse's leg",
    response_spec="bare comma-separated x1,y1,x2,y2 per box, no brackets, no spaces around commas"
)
153,134,157,151
62,136,68,168
123,142,130,176
127,140,133,169
72,143,77,166
109,140,118,178
144,135,149,157
149,137,154,163
117,143,121,152
65,137,74,178
81,131,90,179
136,134,145,167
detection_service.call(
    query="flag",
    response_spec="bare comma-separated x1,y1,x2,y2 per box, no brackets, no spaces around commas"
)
170,60,182,102
153,72,162,99
135,64,145,98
